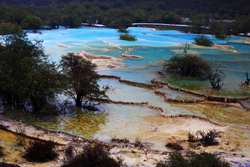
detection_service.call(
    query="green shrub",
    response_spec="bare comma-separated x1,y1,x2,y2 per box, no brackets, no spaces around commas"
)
0,22,23,35
164,54,211,79
156,162,167,167
158,152,230,167
194,35,213,46
61,144,125,167
23,140,58,162
166,152,188,167
210,22,228,39
118,28,129,33
215,31,227,40
109,17,132,29
119,33,137,41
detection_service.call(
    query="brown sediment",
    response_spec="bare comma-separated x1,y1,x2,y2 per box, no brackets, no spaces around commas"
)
55,42,70,48
0,114,117,148
95,97,250,131
77,51,124,69
152,79,250,107
243,38,250,43
99,75,250,109
119,79,162,89
157,71,166,76
98,75,250,128
94,98,231,127
0,114,79,145
99,75,162,89
99,75,122,79
151,80,170,87
107,61,124,69
164,98,205,103
160,61,168,65
160,113,226,127
120,54,143,59
147,104,165,113
81,52,122,61
1,106,250,167
154,90,168,97
95,98,149,106
238,101,250,111
212,44,235,49
154,90,206,103
152,79,207,98
111,137,130,143
0,114,169,155
206,96,250,103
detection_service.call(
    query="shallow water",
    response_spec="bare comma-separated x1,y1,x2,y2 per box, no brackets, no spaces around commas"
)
1,27,250,154
0,129,32,163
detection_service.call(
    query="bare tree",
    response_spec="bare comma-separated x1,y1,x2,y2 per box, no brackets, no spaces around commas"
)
208,62,226,89
245,71,250,85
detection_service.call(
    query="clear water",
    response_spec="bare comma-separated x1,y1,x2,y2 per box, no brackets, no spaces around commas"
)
2,27,250,153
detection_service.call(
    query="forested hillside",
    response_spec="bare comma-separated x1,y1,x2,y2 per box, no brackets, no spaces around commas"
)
0,0,249,14
0,0,249,36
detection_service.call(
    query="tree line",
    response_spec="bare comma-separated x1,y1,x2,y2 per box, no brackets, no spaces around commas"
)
0,32,107,113
0,0,250,37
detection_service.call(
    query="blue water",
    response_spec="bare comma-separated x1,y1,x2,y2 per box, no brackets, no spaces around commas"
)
2,27,250,152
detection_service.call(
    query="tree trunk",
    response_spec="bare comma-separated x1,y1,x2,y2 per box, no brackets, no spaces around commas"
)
75,94,82,108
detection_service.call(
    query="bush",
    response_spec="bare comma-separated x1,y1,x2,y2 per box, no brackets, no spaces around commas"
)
0,162,20,167
188,130,219,146
198,130,219,146
187,132,197,142
23,140,58,162
158,152,230,167
210,22,228,39
21,16,43,29
215,32,227,40
61,144,125,167
194,35,213,46
118,28,129,33
109,17,132,29
244,71,250,85
164,54,211,79
208,62,226,89
0,146,4,157
65,145,75,160
119,33,137,41
0,22,23,35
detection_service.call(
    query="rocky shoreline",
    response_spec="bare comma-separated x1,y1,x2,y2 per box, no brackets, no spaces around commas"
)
1,113,250,167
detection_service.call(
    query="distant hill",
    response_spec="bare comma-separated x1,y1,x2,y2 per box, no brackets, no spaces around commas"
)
0,0,249,14
166,0,249,14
